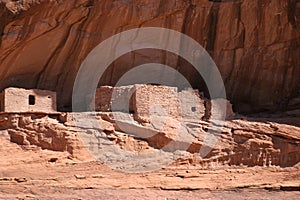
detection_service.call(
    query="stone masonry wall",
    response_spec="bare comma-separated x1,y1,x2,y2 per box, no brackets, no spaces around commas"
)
95,85,213,122
133,85,181,123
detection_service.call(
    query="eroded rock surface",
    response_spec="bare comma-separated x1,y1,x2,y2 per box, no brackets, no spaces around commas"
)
1,110,299,169
0,0,299,113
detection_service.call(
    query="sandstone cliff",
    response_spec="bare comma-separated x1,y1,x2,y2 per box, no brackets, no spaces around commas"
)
0,0,299,113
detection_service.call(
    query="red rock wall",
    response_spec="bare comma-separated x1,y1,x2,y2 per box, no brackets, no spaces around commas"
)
0,0,299,112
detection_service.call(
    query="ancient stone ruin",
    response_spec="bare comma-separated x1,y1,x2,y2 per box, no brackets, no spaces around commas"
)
0,85,299,170
0,87,57,113
0,85,233,120
95,84,234,122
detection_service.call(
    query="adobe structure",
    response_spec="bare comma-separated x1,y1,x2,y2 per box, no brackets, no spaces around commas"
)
0,87,57,113
95,84,223,122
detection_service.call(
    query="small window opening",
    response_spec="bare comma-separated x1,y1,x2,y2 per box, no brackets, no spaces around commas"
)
191,107,196,112
147,83,161,86
29,95,35,105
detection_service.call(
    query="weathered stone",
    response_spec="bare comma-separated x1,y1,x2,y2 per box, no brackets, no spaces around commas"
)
0,0,298,113
0,110,300,168
95,86,113,112
95,85,209,122
74,174,86,179
95,85,136,113
178,89,205,122
133,85,181,123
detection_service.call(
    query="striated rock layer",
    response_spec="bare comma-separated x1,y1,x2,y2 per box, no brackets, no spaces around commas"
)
0,0,299,113
1,111,300,169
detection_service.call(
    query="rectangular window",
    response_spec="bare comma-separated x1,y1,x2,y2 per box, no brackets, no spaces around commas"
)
29,95,35,105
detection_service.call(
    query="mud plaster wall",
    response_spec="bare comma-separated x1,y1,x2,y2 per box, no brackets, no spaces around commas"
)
0,87,57,113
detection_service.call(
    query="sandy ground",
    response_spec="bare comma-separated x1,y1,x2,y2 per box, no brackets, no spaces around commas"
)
0,132,300,200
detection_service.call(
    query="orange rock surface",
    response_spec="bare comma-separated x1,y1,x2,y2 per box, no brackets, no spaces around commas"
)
0,0,299,112
0,0,300,199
